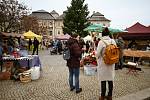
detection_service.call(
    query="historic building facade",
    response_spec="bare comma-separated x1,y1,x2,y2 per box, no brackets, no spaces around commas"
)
31,10,111,39
54,11,66,37
30,10,55,39
88,11,110,27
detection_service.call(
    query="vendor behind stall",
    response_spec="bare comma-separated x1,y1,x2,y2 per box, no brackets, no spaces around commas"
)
0,42,3,71
19,36,28,57
128,40,137,50
7,36,15,54
0,42,3,59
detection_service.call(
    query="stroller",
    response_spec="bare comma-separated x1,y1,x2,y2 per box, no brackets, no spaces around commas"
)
50,46,57,55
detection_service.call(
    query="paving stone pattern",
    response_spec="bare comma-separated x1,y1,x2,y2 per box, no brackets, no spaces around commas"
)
0,50,150,100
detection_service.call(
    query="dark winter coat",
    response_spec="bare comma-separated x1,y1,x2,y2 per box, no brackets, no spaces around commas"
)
29,39,32,45
67,38,82,68
33,39,39,48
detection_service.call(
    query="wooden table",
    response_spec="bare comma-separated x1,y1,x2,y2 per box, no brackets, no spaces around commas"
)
123,49,150,75
123,49,150,58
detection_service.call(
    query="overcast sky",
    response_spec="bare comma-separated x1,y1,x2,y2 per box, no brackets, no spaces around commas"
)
20,0,150,29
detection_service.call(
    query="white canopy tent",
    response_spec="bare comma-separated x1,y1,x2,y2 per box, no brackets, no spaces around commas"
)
83,35,92,42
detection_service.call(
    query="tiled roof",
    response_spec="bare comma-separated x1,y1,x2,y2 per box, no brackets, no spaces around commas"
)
50,10,59,19
125,22,150,33
31,10,54,20
50,10,58,14
89,12,110,21
56,13,65,20
32,10,48,13
91,12,104,17
148,26,150,31
88,17,110,21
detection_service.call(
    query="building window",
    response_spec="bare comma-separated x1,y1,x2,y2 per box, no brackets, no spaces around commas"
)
58,31,60,34
58,22,60,27
49,31,52,35
49,22,52,25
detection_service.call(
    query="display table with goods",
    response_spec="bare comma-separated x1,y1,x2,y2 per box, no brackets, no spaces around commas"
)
0,52,41,81
123,49,150,75
123,49,150,64
2,55,41,70
81,51,97,76
123,49,150,58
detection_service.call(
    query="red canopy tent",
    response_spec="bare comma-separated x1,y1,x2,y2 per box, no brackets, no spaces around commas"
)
120,22,150,40
55,34,71,40
148,26,150,31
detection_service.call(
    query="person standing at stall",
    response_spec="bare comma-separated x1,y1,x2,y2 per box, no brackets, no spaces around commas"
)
66,33,82,94
0,42,3,71
7,36,15,54
96,27,116,100
32,37,39,55
115,37,125,70
57,40,62,54
28,38,32,51
19,36,28,57
85,41,90,53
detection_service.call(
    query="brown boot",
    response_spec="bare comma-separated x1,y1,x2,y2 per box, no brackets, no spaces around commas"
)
107,96,112,100
99,96,104,100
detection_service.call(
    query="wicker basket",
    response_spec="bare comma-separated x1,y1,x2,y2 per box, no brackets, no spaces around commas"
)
19,73,31,83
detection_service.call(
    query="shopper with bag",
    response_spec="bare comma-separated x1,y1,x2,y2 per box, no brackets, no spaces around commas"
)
66,33,82,94
96,27,117,100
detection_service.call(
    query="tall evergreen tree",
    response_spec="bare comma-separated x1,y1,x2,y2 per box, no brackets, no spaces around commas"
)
63,0,90,37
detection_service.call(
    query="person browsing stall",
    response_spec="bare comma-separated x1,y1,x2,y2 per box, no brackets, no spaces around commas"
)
96,27,117,100
66,33,82,94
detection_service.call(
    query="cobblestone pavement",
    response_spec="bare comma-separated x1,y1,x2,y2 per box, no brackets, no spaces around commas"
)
0,50,150,100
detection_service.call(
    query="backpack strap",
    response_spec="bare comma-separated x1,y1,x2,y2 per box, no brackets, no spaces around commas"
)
100,38,108,46
99,38,107,58
101,38,114,46
100,38,112,59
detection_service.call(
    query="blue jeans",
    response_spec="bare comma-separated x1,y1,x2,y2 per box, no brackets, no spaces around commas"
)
68,67,80,90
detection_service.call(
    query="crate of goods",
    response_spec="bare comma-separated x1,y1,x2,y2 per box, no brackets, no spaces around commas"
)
84,64,97,76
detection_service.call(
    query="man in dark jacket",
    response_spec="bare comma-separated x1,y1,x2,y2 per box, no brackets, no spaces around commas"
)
28,38,32,51
66,33,82,93
32,37,39,55
57,40,62,54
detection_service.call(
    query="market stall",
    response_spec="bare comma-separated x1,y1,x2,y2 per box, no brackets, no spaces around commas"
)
123,49,150,60
81,51,97,75
123,49,150,74
23,30,42,42
1,54,41,81
55,34,70,40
